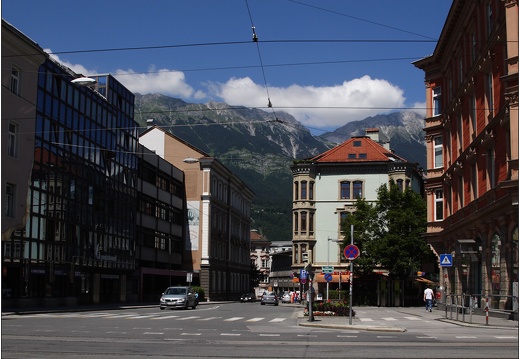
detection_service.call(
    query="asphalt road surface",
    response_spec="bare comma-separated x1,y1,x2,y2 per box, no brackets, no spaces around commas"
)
2,303,518,358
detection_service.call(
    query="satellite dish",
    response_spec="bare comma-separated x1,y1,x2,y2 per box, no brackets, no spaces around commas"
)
71,77,97,86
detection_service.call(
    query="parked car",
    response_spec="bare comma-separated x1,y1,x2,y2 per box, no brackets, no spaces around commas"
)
160,286,198,310
240,293,256,302
260,292,279,306
281,292,291,303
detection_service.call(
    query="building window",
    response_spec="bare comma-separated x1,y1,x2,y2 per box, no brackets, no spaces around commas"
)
432,87,442,116
309,212,314,235
294,181,299,200
434,136,443,168
471,32,477,62
459,56,463,84
301,181,307,200
471,163,478,200
340,181,350,199
10,67,20,95
457,115,463,153
8,122,18,157
470,96,477,136
486,3,493,35
458,175,464,209
486,73,494,119
353,140,362,147
309,181,314,200
487,148,495,188
300,212,307,234
396,179,404,192
434,189,443,221
353,181,363,199
294,212,298,234
5,183,15,218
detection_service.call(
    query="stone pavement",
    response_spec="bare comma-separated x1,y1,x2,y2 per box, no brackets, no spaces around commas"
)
298,306,519,332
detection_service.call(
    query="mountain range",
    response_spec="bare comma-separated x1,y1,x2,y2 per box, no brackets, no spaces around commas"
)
134,93,426,241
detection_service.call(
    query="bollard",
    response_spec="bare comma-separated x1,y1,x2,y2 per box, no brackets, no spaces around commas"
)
485,297,489,326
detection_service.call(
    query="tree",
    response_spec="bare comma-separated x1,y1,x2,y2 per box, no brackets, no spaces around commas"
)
249,261,263,290
342,180,433,279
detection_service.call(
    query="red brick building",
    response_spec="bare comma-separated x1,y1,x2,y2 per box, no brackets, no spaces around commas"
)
413,0,518,310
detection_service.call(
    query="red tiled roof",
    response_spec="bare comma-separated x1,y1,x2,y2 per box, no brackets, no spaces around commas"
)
310,137,405,163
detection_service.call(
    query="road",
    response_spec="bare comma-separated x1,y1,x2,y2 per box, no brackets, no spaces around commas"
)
2,303,518,358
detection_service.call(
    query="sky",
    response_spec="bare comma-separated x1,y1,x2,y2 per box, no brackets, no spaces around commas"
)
2,0,453,134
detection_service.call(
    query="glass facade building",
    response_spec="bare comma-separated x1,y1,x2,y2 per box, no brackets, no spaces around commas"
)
3,56,140,305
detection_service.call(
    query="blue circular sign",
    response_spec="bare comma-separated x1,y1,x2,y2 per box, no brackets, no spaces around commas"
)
343,244,360,260
324,273,333,282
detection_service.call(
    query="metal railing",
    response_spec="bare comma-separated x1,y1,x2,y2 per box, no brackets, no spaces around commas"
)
444,293,518,325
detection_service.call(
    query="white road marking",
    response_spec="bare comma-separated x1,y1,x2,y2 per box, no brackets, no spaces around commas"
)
151,315,180,320
224,317,244,321
359,318,374,322
246,318,264,322
269,318,286,322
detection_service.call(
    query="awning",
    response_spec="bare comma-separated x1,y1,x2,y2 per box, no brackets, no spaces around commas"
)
415,277,436,284
314,274,350,283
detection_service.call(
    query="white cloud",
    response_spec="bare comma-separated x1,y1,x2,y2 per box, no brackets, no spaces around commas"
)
45,50,95,76
412,101,427,116
44,50,407,129
114,67,205,99
207,75,406,129
45,50,205,100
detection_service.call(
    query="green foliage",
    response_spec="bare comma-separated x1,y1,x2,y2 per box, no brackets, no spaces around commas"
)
249,262,263,290
342,180,431,279
192,286,205,302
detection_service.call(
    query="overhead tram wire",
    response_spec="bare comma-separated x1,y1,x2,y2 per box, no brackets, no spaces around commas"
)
245,0,280,121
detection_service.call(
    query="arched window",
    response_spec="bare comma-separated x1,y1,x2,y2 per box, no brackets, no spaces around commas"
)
353,181,363,198
491,233,501,296
294,181,299,200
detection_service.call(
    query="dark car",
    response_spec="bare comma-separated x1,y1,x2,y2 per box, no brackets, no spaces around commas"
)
260,292,279,306
240,293,256,302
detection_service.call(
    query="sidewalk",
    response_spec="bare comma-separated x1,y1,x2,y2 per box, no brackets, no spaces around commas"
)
298,306,519,332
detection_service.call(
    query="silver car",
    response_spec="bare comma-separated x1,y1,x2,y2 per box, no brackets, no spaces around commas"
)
260,292,279,306
160,286,198,310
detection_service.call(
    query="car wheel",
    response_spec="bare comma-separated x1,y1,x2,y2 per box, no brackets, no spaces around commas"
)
160,307,165,310
261,302,265,305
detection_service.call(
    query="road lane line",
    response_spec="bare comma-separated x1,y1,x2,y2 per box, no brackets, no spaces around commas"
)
269,318,286,322
246,318,264,322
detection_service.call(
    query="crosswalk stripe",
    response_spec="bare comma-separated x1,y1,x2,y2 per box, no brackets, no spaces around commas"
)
382,317,397,321
359,318,374,322
269,318,286,322
246,318,264,322
224,317,244,321
151,315,180,320
404,316,422,321
176,316,200,321
197,317,222,321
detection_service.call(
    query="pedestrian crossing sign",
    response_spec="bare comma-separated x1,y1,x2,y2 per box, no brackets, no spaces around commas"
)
440,254,453,267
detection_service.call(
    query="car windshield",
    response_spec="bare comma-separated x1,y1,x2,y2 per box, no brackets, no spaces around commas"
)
165,288,186,295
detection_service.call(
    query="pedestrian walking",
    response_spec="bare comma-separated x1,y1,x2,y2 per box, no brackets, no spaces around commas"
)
424,286,434,312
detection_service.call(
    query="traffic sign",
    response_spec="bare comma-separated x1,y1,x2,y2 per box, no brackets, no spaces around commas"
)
343,244,360,260
322,266,334,273
440,254,453,267
300,269,308,279
324,273,333,282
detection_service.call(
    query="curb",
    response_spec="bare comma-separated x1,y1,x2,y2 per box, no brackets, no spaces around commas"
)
298,321,407,332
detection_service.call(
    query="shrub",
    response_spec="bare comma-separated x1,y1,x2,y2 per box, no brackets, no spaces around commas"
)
308,300,355,317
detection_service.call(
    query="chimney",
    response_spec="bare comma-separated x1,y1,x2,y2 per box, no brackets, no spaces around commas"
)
365,128,391,150
147,119,154,129
365,128,380,142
